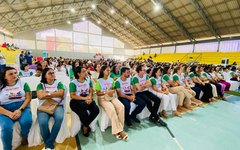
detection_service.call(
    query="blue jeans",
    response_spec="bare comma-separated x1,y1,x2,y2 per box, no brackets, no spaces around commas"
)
37,105,64,149
0,101,32,150
118,94,146,122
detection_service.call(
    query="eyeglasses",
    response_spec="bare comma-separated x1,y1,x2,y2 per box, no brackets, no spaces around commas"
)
48,72,55,75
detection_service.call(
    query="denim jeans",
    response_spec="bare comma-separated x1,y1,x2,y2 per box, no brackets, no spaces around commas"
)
37,105,64,149
118,94,146,122
0,101,32,150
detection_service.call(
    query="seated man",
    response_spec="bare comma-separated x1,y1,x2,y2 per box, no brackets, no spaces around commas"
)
132,64,166,126
115,67,146,126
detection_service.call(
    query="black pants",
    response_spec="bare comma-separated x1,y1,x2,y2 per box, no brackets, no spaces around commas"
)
136,91,161,118
118,94,146,122
191,86,201,99
195,83,213,102
70,100,99,127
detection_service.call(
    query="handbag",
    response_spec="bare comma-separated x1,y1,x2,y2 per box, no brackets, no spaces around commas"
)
38,99,59,115
37,83,63,115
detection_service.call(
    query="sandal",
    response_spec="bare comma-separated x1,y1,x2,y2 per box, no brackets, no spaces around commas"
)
115,134,121,140
191,101,203,106
122,134,128,141
119,131,129,141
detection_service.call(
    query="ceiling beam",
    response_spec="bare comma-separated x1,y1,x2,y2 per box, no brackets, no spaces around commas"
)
8,11,91,31
10,15,88,33
3,0,32,30
190,0,221,39
1,1,96,17
91,14,138,47
1,7,93,24
122,0,175,42
156,0,195,42
102,0,159,44
95,7,146,45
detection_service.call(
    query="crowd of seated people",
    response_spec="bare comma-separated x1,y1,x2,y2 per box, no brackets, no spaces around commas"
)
0,56,239,150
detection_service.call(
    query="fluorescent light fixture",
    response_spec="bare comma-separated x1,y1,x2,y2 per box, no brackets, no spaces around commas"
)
109,29,113,32
97,20,101,24
82,17,86,21
110,9,115,14
154,3,161,11
125,20,129,24
70,8,75,13
151,0,162,12
67,20,71,24
91,4,96,9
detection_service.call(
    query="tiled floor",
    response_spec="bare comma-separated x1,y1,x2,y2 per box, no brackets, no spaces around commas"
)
77,95,240,150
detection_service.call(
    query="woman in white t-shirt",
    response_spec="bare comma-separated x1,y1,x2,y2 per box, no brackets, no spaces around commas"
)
19,63,34,77
0,66,32,150
36,68,65,150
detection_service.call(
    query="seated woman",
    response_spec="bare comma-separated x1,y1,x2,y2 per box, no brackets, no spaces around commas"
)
96,65,128,141
149,67,181,118
162,66,200,112
183,66,202,100
172,67,203,106
0,67,32,150
110,65,121,81
19,63,34,77
189,66,214,102
213,66,231,91
36,68,65,150
229,66,239,81
69,66,99,137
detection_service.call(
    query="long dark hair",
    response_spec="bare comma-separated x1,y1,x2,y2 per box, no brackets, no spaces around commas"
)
21,63,28,71
111,65,118,75
173,66,181,74
98,65,109,79
190,66,197,75
163,66,170,75
0,66,18,90
74,66,83,79
151,67,160,78
136,64,144,73
40,68,55,84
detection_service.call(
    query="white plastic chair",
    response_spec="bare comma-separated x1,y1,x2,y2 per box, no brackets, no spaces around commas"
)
21,76,41,91
0,99,38,150
222,72,239,91
28,85,70,147
55,75,71,112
